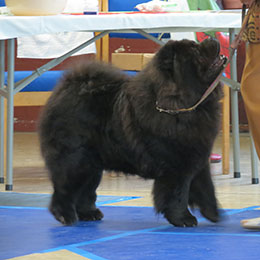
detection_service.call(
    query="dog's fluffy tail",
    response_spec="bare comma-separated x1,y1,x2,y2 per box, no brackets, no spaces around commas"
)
61,61,129,96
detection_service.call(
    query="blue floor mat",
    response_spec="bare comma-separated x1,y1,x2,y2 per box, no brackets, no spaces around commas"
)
0,205,260,260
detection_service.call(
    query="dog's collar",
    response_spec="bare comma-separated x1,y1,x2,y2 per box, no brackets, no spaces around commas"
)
155,57,227,115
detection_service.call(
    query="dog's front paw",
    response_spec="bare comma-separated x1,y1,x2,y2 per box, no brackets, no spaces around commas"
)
164,209,198,227
49,203,78,225
49,194,78,225
200,206,220,223
78,208,104,221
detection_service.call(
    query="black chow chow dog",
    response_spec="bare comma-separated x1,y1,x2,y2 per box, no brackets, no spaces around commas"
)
39,38,226,227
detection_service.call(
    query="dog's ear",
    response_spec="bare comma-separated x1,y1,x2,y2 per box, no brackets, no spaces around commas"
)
154,41,180,110
154,41,180,109
155,40,175,75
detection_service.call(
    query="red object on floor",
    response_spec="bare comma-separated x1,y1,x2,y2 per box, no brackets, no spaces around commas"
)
210,153,222,163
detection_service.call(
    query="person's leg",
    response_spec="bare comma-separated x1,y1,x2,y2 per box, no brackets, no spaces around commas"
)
241,43,260,159
240,43,260,229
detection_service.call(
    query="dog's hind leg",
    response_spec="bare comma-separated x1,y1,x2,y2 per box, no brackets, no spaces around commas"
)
48,151,102,225
189,162,220,223
153,175,197,227
75,170,104,221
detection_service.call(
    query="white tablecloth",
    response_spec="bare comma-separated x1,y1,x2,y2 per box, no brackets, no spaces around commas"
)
0,10,242,40
16,0,98,58
17,32,96,58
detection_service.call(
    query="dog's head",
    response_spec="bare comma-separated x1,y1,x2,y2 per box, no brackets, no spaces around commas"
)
152,38,225,111
155,38,226,84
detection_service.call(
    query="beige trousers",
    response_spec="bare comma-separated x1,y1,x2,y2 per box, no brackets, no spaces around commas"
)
241,43,260,159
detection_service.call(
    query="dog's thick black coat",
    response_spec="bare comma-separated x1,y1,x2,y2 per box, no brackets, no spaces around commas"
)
39,39,224,227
